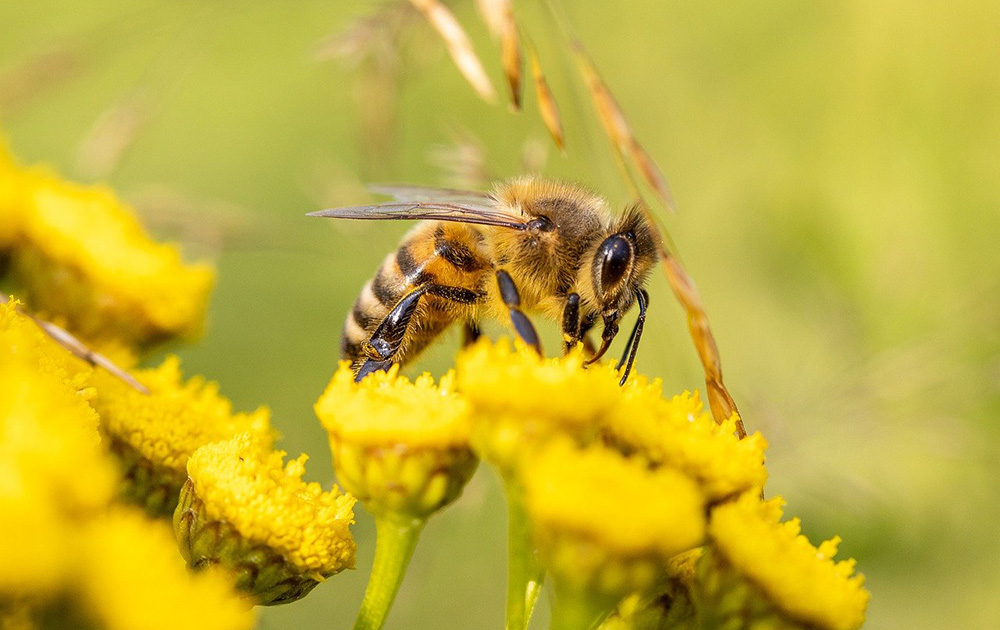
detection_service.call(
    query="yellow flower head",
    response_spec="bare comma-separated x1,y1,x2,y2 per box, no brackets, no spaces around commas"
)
8,165,214,346
703,494,870,630
0,304,118,595
603,380,768,501
317,362,471,449
92,356,272,516
317,363,477,521
458,338,621,424
182,433,357,582
80,508,254,630
456,339,621,471
523,439,706,597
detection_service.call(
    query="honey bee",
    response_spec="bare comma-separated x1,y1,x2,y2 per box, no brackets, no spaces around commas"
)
309,177,658,384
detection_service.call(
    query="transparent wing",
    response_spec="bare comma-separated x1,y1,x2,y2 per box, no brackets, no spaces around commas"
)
366,184,495,205
308,200,527,230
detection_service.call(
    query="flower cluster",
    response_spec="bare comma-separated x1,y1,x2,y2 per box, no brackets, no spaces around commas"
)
92,357,273,517
313,338,869,630
1,141,358,624
0,299,254,630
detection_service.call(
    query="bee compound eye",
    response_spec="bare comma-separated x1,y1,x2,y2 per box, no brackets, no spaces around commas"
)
596,235,633,294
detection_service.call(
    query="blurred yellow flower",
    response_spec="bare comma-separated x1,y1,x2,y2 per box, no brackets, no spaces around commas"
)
80,508,254,630
524,439,706,586
602,382,768,501
522,439,705,630
92,356,272,516
5,163,214,346
0,303,113,596
701,494,870,630
182,433,357,580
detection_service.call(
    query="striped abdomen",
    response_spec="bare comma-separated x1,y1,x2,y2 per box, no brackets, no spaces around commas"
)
341,221,491,371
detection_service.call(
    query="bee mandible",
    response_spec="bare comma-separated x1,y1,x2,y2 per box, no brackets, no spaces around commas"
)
309,177,658,384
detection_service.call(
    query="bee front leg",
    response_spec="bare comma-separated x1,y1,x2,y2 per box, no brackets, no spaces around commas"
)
615,289,649,385
561,293,581,353
496,270,542,353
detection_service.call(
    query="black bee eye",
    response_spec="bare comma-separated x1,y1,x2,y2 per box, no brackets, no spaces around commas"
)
527,216,554,232
595,234,633,294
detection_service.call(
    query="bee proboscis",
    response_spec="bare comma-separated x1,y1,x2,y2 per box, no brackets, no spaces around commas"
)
309,177,658,383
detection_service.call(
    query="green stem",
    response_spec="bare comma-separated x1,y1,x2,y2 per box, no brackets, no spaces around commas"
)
549,585,617,630
504,482,545,630
353,516,425,630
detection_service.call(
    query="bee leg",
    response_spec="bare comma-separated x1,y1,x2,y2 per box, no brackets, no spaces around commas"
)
358,284,482,382
561,293,581,353
356,358,395,381
580,314,598,356
462,320,482,347
496,270,542,353
616,289,649,385
361,286,430,366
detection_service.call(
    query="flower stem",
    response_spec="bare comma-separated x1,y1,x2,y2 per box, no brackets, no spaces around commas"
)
549,585,617,630
504,482,545,630
353,515,425,630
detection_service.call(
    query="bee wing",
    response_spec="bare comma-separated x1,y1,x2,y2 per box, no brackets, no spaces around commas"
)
366,184,495,205
308,200,527,230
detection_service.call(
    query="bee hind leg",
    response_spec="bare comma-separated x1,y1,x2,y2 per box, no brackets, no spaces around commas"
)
496,270,542,353
356,358,395,381
356,283,482,382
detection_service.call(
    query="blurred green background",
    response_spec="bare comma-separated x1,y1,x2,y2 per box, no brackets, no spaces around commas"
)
2,1,998,628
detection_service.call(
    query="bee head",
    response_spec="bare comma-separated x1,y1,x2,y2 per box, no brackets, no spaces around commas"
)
591,205,658,314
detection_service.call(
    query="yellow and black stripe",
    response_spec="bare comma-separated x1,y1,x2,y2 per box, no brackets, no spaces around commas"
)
341,222,489,370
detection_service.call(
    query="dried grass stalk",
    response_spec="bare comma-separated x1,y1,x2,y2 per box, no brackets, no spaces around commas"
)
75,95,150,180
0,294,148,394
571,42,677,212
0,45,83,113
565,40,743,432
660,254,746,438
409,0,497,103
499,3,523,110
475,0,506,38
526,40,565,150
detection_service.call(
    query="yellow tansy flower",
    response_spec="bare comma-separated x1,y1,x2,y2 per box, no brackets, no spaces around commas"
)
7,165,214,346
0,305,117,597
456,339,621,472
522,439,706,630
602,382,768,501
316,363,477,630
524,439,706,590
91,356,272,516
177,433,356,605
0,305,117,518
316,363,477,519
696,494,870,630
79,508,254,630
